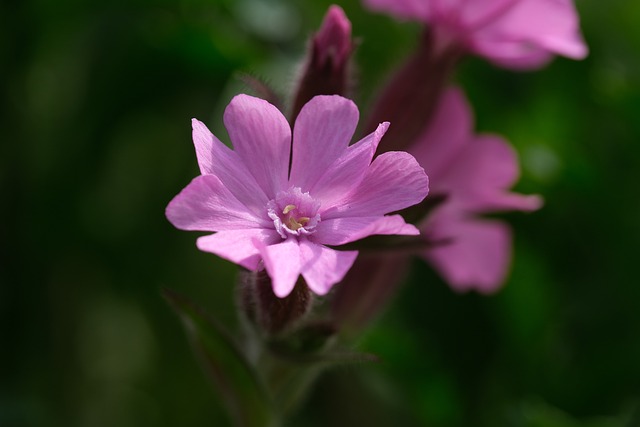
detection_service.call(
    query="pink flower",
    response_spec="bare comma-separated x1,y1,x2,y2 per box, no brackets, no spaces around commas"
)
408,88,542,292
362,0,587,69
167,94,429,298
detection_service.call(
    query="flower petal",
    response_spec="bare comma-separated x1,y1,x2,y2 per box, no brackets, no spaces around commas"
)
289,95,359,192
408,88,472,181
191,119,269,216
325,151,429,218
500,0,587,58
366,0,587,68
480,46,553,70
223,94,291,198
472,0,588,68
166,175,269,232
437,134,543,212
299,240,358,296
312,122,389,210
362,0,430,21
196,229,281,270
260,237,302,298
457,0,514,26
423,214,512,293
314,215,418,246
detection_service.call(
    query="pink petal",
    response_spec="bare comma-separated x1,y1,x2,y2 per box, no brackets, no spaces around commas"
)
362,0,430,21
314,215,418,246
500,0,587,58
260,237,302,298
325,151,429,218
423,214,512,293
191,119,269,216
289,95,359,192
196,229,281,270
472,0,588,67
299,240,358,296
457,0,515,26
408,88,472,180
166,175,269,232
480,45,554,70
223,94,291,198
408,87,541,213
437,134,543,212
312,122,389,209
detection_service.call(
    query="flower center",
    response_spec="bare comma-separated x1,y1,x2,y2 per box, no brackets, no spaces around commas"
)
267,187,321,239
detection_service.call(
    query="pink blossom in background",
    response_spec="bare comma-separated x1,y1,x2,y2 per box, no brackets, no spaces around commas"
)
408,88,542,292
167,94,429,298
362,0,588,69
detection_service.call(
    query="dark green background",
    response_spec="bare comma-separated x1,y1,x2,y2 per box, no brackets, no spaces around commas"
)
2,0,639,426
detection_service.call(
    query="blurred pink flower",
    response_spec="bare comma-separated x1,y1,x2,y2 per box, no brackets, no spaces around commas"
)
362,0,587,69
408,88,542,292
167,94,429,298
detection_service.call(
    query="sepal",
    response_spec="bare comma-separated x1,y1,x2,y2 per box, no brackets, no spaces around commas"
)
238,270,313,336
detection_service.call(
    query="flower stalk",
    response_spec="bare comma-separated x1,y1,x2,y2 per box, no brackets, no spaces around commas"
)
362,28,463,153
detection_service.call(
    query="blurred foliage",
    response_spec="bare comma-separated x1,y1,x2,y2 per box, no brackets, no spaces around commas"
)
2,0,639,426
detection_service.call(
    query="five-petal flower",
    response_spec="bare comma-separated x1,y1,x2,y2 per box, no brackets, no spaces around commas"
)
362,0,588,69
167,94,429,298
408,87,542,292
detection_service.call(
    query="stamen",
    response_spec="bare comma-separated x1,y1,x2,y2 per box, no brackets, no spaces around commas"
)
282,204,297,215
286,218,303,231
266,187,321,239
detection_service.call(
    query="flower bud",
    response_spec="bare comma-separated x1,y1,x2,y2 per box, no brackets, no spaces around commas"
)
290,5,354,122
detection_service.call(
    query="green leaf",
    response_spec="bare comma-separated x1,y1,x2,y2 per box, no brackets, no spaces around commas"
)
163,288,277,427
